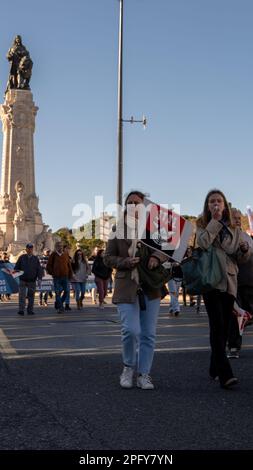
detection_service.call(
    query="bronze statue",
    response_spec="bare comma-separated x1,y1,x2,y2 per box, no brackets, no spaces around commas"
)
6,35,33,93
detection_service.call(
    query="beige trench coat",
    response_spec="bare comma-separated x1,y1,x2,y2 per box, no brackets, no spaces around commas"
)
196,219,251,297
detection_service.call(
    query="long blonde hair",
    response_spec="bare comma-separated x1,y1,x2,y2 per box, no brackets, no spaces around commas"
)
196,189,233,228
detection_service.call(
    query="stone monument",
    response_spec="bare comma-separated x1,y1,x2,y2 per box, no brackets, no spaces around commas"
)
0,35,57,255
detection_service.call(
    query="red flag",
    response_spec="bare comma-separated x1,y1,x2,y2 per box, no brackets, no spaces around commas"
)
233,301,253,335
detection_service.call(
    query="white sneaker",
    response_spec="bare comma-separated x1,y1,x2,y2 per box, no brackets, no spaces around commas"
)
120,366,134,388
137,374,154,390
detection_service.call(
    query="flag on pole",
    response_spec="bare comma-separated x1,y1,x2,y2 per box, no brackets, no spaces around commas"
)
122,198,193,263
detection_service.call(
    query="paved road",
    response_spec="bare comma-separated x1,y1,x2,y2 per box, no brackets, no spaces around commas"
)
0,296,253,456
0,297,212,359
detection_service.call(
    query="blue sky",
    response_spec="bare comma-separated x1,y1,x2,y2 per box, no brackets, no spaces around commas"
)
0,0,253,231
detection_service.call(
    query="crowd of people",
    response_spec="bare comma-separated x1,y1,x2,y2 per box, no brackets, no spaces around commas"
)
12,241,112,315
1,188,253,391
104,189,253,390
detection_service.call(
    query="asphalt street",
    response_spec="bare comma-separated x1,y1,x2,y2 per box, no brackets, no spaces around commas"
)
0,295,253,459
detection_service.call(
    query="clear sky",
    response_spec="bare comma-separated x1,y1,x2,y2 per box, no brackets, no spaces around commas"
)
0,0,253,231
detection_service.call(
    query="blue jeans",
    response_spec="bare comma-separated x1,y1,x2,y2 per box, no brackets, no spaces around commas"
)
117,296,160,375
65,281,71,305
73,282,86,302
168,279,181,313
53,277,68,309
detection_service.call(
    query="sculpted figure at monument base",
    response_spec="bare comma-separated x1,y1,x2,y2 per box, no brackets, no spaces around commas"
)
34,226,60,254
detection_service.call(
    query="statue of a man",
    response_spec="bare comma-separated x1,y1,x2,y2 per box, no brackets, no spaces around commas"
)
6,35,32,92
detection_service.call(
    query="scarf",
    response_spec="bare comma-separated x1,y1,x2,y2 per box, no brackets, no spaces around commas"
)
126,215,140,285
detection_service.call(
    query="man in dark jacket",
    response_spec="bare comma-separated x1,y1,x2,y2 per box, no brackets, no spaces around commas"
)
15,243,42,315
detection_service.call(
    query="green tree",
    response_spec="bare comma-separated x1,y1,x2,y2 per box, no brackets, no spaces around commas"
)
55,227,104,257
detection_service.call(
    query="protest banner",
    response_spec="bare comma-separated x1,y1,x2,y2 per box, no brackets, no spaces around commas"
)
1,268,23,278
1,264,97,295
0,263,19,294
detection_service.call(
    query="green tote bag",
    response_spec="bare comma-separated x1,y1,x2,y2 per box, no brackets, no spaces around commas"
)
181,245,224,295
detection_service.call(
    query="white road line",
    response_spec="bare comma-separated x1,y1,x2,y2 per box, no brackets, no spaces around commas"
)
0,328,17,358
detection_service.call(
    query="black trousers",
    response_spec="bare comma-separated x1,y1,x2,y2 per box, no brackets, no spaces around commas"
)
227,313,242,350
237,285,253,314
227,285,253,348
203,290,235,385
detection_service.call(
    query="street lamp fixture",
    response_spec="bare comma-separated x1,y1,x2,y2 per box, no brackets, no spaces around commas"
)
122,115,147,129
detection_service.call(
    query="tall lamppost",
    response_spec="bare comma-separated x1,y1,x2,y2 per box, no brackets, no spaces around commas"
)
117,0,123,207
117,0,146,207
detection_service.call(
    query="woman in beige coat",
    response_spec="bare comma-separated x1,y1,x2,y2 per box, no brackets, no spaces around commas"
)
196,189,250,389
104,190,166,390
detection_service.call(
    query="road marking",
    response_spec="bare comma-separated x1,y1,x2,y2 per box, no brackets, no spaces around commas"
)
0,328,17,358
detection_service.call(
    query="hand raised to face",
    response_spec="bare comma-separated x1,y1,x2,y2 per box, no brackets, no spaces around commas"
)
208,193,225,221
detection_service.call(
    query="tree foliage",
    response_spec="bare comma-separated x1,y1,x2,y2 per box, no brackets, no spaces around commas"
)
55,227,104,257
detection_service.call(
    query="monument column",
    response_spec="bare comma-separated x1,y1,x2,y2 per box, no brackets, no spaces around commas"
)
0,35,57,255
0,89,38,200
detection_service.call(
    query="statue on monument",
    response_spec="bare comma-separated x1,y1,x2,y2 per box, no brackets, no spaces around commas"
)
0,228,4,249
26,193,39,216
1,193,12,211
15,180,26,220
34,226,60,254
6,35,33,93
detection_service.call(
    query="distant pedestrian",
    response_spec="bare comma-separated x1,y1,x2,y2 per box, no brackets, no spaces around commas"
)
46,241,73,313
89,247,99,304
92,249,112,308
15,243,42,316
71,249,89,309
38,248,51,307
168,263,183,316
182,247,196,307
63,244,72,311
